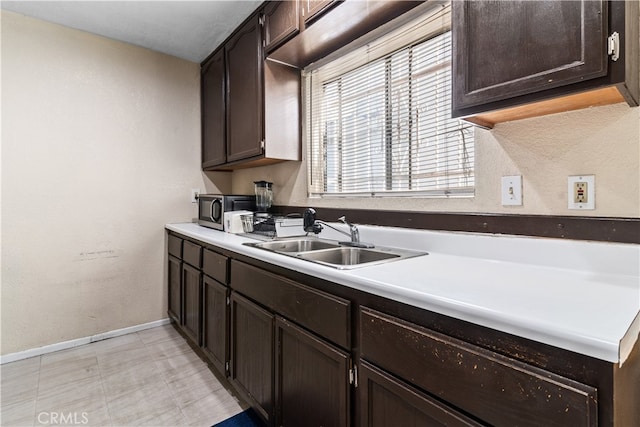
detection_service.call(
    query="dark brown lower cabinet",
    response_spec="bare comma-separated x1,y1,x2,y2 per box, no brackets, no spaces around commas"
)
166,232,638,427
182,263,201,345
358,361,482,427
230,292,274,424
360,307,598,427
202,275,228,375
167,255,182,323
275,316,350,427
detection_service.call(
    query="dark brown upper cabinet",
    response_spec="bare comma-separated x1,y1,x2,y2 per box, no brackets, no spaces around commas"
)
264,0,301,54
201,10,300,171
226,14,265,163
201,49,226,169
452,0,639,128
301,0,339,26
267,1,423,68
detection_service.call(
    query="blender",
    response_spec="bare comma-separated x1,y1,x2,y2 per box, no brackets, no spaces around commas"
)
254,180,273,213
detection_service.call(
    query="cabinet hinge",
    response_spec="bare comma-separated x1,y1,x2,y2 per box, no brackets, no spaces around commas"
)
226,296,230,306
259,15,265,26
349,365,358,388
608,32,620,61
260,139,265,150
225,361,229,373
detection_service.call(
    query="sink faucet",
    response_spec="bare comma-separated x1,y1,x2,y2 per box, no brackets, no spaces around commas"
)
338,216,360,245
303,208,374,248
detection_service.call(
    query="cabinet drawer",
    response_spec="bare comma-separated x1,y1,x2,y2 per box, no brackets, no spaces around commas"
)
360,307,597,427
183,241,202,269
231,260,350,349
168,234,182,258
203,249,228,284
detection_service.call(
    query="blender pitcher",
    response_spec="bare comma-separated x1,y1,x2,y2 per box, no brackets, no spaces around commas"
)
254,181,273,213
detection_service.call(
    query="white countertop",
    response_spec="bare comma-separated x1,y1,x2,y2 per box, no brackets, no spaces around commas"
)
166,222,640,364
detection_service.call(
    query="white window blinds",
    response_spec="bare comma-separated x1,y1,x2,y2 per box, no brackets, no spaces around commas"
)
304,2,474,198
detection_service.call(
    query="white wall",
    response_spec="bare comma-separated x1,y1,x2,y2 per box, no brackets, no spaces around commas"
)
231,95,640,218
0,11,222,355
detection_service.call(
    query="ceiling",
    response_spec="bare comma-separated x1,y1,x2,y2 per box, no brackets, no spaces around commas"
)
1,1,264,63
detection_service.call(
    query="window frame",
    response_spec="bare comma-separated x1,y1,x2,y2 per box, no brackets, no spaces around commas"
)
303,3,474,199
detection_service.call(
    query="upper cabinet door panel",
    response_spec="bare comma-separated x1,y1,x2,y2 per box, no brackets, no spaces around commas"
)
303,0,338,26
201,49,226,169
264,0,300,54
453,0,608,110
226,14,264,163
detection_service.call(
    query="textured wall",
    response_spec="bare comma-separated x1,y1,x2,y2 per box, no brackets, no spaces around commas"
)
0,11,216,355
232,102,640,218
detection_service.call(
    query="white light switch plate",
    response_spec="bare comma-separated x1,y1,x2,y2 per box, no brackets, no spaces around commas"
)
501,175,522,206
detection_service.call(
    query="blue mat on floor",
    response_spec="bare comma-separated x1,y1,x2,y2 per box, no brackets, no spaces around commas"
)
212,409,264,427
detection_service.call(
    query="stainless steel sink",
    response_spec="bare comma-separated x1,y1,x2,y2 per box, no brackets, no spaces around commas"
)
250,238,339,252
244,237,426,269
297,247,399,266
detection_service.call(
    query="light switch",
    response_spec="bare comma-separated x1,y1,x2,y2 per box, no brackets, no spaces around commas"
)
501,175,522,206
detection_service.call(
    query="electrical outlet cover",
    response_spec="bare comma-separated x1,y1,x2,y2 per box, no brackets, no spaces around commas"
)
568,175,595,210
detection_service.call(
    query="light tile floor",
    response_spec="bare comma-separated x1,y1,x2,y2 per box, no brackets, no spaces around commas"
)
1,324,247,426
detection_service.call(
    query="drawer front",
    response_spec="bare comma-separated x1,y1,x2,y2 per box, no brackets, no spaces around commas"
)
203,249,228,284
183,240,202,269
168,234,182,258
360,307,597,427
231,260,351,349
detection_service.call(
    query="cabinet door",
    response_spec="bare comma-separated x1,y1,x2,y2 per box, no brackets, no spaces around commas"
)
264,0,300,53
359,361,482,427
275,316,350,427
168,255,182,323
202,275,228,375
202,49,226,169
182,263,202,345
226,14,264,163
230,292,274,424
303,0,337,26
452,0,608,113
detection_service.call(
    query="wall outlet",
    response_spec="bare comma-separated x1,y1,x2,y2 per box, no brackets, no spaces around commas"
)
191,189,200,203
501,175,522,206
568,175,594,210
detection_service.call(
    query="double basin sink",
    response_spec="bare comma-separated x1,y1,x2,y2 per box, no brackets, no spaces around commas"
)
244,237,427,269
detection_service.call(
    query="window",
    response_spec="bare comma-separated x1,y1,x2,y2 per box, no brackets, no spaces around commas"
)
304,3,474,198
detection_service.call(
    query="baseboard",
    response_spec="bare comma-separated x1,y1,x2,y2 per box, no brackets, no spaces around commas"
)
0,318,171,365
